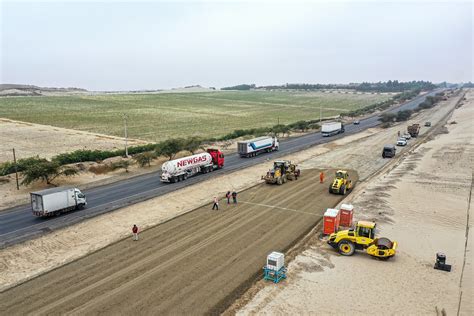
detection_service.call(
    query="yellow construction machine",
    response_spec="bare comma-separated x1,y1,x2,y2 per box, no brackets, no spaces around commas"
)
329,170,353,195
327,221,397,260
262,160,299,185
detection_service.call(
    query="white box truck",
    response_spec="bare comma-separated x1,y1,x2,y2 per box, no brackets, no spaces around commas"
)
237,136,279,157
321,122,345,137
30,187,87,217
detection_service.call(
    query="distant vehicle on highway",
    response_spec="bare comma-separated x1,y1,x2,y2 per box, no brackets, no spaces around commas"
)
382,145,396,158
353,120,360,125
402,133,411,140
425,121,432,127
321,122,345,137
31,187,86,217
396,138,407,146
238,136,279,157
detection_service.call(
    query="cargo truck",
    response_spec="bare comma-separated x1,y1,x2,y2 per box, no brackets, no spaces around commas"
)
321,122,345,137
237,136,279,157
160,148,224,183
407,123,421,137
31,187,87,217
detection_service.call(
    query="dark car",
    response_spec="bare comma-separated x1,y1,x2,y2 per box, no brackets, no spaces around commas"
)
382,145,396,158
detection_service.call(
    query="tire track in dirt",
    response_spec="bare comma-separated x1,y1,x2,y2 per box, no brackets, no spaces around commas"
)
35,177,318,314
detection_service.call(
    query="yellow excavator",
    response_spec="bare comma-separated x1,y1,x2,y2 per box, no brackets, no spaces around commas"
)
327,221,397,260
329,170,353,195
262,160,299,185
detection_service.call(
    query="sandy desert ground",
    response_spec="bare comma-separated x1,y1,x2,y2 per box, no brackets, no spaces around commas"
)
236,91,473,315
0,90,466,313
0,118,146,163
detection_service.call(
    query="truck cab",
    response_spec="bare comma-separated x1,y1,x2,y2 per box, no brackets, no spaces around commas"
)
75,189,87,206
206,148,224,169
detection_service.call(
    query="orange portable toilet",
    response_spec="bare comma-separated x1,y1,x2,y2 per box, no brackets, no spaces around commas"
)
323,208,340,235
339,203,354,227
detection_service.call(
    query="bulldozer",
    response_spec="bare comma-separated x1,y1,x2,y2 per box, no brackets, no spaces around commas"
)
327,221,397,260
262,160,299,185
329,170,353,195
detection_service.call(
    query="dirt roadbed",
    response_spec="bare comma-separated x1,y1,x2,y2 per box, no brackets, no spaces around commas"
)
0,169,357,314
236,90,473,315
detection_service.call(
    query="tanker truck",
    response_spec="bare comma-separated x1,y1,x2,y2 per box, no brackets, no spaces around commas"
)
160,149,224,183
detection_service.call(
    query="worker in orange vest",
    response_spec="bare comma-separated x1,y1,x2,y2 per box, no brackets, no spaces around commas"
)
320,171,325,183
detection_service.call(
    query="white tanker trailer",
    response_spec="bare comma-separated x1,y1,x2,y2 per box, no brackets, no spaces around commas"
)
160,149,225,183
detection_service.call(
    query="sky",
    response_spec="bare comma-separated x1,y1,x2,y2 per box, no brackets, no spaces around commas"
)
1,0,472,90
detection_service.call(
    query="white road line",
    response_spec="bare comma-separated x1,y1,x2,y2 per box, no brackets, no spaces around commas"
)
239,201,318,216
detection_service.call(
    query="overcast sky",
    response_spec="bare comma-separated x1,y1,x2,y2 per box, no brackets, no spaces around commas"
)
1,0,472,90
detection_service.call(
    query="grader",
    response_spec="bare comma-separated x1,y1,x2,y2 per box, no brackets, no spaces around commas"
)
327,221,397,260
262,160,299,185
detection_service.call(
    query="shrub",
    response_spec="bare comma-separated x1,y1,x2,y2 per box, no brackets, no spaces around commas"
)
396,110,413,122
21,161,78,185
157,138,185,160
379,112,397,123
0,156,48,176
111,160,131,172
133,152,156,167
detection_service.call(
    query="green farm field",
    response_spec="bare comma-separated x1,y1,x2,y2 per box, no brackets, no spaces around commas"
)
0,91,391,142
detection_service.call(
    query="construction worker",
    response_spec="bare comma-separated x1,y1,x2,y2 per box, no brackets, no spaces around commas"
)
232,191,237,204
295,169,300,180
132,224,139,241
320,171,325,183
397,130,400,137
226,191,231,204
212,196,219,210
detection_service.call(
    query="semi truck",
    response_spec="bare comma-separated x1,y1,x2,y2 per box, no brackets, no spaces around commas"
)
160,148,224,183
321,122,345,137
31,187,87,217
237,136,279,157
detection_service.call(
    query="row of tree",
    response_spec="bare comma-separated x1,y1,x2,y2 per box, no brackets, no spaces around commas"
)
378,92,446,126
356,80,436,92
0,120,322,185
223,81,436,92
221,84,256,90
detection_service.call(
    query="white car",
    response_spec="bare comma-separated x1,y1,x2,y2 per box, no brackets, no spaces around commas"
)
397,138,407,146
402,133,411,140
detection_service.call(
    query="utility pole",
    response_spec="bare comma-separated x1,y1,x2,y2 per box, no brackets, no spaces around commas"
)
122,114,129,157
278,116,280,125
319,105,322,123
12,148,19,190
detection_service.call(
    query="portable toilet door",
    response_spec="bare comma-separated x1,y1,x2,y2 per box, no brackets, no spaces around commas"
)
323,208,340,235
339,204,354,227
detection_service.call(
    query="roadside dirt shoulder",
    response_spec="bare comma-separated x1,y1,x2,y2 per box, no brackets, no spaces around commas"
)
236,90,473,315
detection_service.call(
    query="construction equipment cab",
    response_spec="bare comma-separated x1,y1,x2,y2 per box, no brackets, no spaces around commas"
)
327,221,397,260
263,160,298,185
329,170,353,195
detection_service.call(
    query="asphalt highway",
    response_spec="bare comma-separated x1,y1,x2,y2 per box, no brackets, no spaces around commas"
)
0,90,441,247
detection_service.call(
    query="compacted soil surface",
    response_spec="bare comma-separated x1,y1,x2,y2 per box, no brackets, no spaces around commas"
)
0,169,357,315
